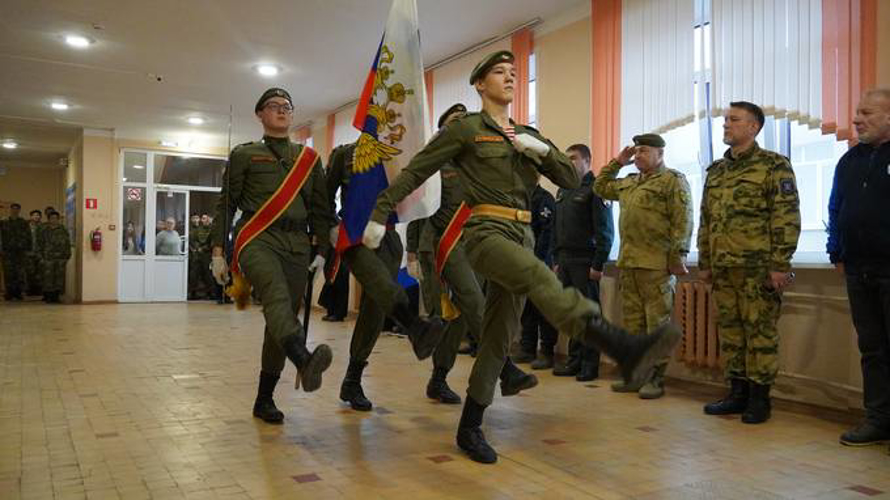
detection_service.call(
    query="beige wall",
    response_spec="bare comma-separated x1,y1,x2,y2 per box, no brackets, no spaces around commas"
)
878,1,890,87
311,122,329,161
536,18,592,152
0,166,64,215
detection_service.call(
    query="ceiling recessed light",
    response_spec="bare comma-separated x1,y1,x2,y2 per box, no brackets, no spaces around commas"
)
64,34,93,48
2,141,18,149
187,117,205,125
159,140,178,148
255,64,280,77
51,102,70,111
132,164,145,170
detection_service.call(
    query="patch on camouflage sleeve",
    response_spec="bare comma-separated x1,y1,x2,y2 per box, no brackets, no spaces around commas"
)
780,178,796,195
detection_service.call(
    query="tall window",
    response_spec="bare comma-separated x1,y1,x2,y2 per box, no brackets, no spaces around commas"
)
528,52,537,128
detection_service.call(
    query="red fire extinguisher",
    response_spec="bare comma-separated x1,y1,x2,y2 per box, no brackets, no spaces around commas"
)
90,227,102,251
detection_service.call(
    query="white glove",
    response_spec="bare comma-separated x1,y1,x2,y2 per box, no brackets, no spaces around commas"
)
329,226,339,248
211,255,229,285
308,255,326,272
513,133,550,162
362,221,386,249
407,259,423,281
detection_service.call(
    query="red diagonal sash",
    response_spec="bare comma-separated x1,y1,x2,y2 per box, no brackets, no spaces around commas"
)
435,202,472,276
227,147,318,309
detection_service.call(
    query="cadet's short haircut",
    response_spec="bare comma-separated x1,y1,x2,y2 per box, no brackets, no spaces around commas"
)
48,211,60,219
30,210,41,216
44,206,55,215
566,144,591,162
730,101,765,132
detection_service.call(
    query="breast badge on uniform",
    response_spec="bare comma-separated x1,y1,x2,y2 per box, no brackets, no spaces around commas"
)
474,135,504,143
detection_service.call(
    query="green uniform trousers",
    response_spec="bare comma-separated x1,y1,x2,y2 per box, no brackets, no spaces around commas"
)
238,238,309,375
418,249,440,316
432,242,485,372
712,267,781,385
42,259,66,294
3,252,27,295
25,252,42,294
463,222,597,406
343,229,406,362
618,268,676,368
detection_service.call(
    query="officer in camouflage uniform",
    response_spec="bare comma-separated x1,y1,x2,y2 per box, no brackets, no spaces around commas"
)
1,203,31,301
367,50,681,464
195,214,214,299
210,88,335,425
26,210,44,296
699,101,800,424
187,215,202,299
594,133,693,399
38,211,70,303
551,144,614,380
326,142,445,412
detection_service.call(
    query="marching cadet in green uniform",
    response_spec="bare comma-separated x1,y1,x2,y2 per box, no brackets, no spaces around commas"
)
26,210,44,296
367,51,682,464
38,211,70,303
1,203,31,301
594,133,693,399
326,142,446,412
699,101,800,424
210,88,335,424
550,144,614,379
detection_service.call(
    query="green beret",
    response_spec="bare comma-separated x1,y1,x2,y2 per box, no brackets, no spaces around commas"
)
255,88,292,113
438,103,467,129
632,133,666,148
469,50,515,85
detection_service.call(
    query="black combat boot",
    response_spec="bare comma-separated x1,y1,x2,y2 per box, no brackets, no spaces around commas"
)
553,356,580,377
426,367,461,404
391,301,445,360
530,352,554,370
582,313,681,387
456,396,497,464
252,371,285,424
741,382,772,424
704,378,749,415
576,361,599,382
280,334,332,393
500,358,538,396
339,360,372,411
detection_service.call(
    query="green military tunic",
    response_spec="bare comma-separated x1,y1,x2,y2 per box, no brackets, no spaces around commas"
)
698,142,801,385
38,222,70,294
1,216,31,297
325,142,409,363
371,111,594,406
211,136,333,375
593,162,693,365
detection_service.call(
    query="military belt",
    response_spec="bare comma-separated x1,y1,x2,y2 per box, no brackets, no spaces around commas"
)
240,211,307,233
471,204,532,224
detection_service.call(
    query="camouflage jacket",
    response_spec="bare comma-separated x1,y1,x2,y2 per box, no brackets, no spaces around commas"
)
0,216,32,253
594,161,693,270
39,223,71,261
698,143,801,272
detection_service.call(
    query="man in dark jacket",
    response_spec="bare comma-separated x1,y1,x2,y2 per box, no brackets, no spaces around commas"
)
828,88,890,447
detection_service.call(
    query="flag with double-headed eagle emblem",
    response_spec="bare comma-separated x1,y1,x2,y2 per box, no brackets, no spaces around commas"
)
334,0,440,257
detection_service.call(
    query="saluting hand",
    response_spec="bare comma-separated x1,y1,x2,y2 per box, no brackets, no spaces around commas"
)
616,145,635,166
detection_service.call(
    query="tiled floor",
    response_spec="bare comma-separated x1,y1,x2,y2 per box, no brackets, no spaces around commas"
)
1,301,888,499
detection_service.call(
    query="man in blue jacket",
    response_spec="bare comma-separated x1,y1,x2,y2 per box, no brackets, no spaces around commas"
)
827,88,890,447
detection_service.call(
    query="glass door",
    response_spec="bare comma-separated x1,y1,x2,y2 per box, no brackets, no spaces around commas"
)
151,188,189,301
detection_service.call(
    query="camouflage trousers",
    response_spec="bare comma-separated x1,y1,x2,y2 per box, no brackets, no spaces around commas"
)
25,252,42,294
712,267,782,385
42,259,67,294
2,251,27,295
619,268,675,369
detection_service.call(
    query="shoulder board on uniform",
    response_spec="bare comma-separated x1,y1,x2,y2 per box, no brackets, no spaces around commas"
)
231,141,256,153
519,123,541,134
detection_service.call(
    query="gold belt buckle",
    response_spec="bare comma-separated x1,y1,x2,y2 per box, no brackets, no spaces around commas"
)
516,210,532,223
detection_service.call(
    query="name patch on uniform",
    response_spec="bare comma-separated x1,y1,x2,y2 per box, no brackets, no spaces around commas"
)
780,178,796,195
475,135,505,143
442,171,458,179
251,155,277,163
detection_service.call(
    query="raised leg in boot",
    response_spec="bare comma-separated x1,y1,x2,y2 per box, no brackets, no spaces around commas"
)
280,334,332,393
500,357,538,396
340,360,372,411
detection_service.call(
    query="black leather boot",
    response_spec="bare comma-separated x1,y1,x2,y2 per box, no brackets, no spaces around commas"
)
391,301,445,360
741,382,772,424
252,371,285,424
704,378,749,415
339,360,372,411
576,361,599,382
426,367,462,404
456,396,497,464
280,334,332,393
500,358,538,396
583,314,681,386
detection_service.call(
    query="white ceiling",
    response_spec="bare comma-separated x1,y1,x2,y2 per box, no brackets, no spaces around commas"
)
0,0,585,167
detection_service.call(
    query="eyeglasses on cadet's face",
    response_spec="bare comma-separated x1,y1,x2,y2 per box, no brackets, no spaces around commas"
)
264,102,294,113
